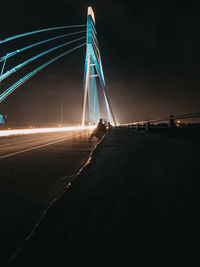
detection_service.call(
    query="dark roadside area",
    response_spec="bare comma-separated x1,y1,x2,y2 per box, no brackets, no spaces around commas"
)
10,128,200,266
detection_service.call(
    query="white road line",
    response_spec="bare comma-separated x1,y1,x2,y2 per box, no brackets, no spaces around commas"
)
9,136,60,145
0,134,84,159
0,136,49,147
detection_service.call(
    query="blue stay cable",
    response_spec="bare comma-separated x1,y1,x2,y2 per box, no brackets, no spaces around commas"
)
0,43,86,103
0,30,86,63
1,36,86,81
0,25,86,44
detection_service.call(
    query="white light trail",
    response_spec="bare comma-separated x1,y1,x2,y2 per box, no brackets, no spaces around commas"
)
0,126,95,137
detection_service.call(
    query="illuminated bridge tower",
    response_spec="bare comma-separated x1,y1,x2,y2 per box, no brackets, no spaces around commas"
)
82,7,117,126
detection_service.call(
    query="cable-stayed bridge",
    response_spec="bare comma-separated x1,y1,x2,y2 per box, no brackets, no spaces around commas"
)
1,7,200,267
0,6,117,127
0,9,115,265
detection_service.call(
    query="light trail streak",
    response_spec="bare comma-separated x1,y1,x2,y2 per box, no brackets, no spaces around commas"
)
0,125,95,137
0,43,86,103
0,25,86,44
1,36,86,81
0,30,86,63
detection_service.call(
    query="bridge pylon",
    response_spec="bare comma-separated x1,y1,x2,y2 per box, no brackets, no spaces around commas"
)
81,7,117,127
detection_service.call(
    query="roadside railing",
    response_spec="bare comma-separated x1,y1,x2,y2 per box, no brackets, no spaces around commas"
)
119,112,200,131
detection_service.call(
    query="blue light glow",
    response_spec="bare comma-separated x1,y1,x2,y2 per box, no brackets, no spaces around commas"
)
89,57,100,122
0,7,117,126
0,54,8,81
0,30,86,63
1,36,85,81
0,25,86,44
82,7,117,126
0,43,86,103
0,115,5,125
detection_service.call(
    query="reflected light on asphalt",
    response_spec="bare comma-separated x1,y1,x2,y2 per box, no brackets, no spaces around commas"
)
0,125,95,137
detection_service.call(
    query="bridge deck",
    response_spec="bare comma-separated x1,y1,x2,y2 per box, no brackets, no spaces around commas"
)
11,128,200,266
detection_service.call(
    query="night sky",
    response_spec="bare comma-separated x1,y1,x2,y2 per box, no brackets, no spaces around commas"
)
0,0,199,125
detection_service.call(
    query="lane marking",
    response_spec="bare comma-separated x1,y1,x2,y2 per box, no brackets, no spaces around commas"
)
0,136,49,147
7,136,60,146
0,134,85,159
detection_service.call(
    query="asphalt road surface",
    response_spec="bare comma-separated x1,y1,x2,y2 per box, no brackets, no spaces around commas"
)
10,128,200,266
0,129,96,265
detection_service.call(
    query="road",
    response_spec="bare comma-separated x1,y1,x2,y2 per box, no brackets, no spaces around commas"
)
0,129,96,265
10,128,200,266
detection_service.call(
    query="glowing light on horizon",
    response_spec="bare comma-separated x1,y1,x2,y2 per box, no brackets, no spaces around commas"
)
0,125,95,137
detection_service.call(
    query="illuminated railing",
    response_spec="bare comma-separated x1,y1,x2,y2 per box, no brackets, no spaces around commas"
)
120,112,200,129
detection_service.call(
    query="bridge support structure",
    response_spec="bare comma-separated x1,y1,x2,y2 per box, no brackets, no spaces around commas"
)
81,7,117,127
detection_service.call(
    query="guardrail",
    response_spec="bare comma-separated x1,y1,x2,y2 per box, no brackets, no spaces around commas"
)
119,112,200,131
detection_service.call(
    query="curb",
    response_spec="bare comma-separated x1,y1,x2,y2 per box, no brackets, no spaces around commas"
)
7,132,108,266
